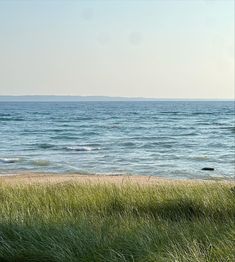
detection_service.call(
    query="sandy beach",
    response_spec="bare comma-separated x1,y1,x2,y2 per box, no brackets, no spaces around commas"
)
1,173,234,186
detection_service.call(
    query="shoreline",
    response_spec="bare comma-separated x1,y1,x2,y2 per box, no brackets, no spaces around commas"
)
0,172,234,186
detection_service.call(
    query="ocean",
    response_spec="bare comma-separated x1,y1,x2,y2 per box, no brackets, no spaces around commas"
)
0,101,234,179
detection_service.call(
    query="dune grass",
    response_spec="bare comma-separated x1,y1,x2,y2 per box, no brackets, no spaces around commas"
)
0,181,234,261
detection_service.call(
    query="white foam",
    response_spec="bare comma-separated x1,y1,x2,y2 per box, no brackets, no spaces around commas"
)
0,158,21,163
66,146,99,152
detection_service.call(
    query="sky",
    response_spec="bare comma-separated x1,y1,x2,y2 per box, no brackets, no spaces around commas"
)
0,0,234,99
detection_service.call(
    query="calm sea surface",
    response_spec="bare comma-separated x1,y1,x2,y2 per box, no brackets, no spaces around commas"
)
0,101,234,179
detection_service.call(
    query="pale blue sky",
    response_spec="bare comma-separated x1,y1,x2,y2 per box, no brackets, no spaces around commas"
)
0,0,234,98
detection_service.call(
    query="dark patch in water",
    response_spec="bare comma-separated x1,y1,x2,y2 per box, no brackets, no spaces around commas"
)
174,132,198,137
191,112,215,115
120,142,136,147
33,143,56,149
230,127,235,133
0,117,24,121
219,126,235,133
201,167,214,171
160,111,181,114
0,113,11,117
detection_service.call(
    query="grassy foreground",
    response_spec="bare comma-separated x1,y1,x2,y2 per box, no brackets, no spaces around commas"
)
0,180,234,261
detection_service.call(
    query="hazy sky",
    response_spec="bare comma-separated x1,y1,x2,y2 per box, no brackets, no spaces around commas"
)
0,0,234,98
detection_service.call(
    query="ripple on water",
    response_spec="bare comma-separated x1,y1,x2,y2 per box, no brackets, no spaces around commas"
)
0,101,234,179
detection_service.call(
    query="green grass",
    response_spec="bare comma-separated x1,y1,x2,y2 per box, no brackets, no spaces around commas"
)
0,181,234,261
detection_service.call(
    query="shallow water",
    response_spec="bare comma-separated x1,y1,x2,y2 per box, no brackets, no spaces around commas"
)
0,101,234,179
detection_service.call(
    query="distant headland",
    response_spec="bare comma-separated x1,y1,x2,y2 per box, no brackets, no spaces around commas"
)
0,96,233,102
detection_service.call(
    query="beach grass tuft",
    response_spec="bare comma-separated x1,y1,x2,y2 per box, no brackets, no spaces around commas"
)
0,181,234,261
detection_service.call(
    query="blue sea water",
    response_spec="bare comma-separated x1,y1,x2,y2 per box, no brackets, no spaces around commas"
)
0,101,234,179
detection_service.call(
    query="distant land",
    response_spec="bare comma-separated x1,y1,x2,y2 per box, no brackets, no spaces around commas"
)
0,96,154,102
0,96,233,102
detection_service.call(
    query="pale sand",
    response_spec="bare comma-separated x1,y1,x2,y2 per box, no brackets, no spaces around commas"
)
0,173,234,186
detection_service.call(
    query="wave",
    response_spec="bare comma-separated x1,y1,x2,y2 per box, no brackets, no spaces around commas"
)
81,131,99,136
51,135,78,140
0,157,21,164
31,143,102,151
139,143,173,149
65,146,100,152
